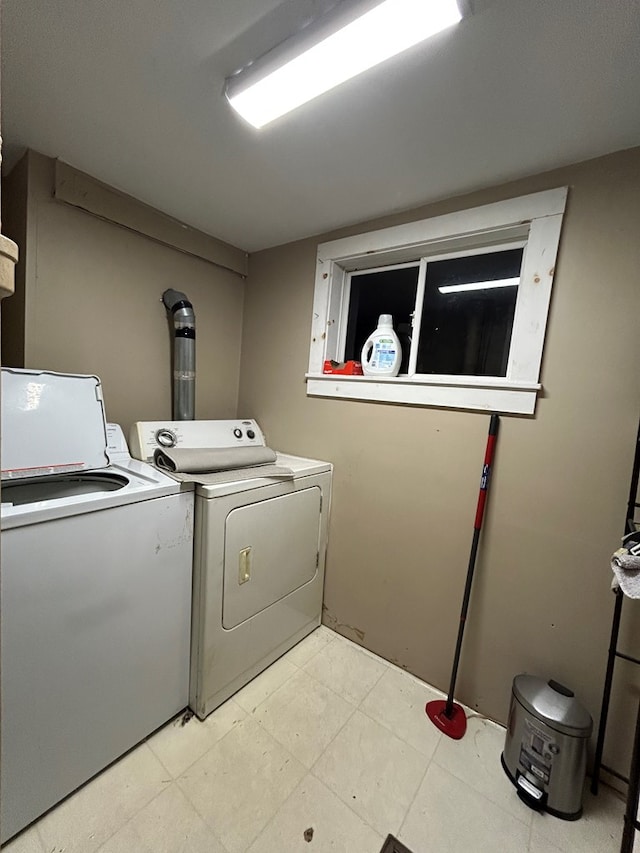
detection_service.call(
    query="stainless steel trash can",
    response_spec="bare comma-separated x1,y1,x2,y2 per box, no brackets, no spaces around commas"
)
501,675,593,820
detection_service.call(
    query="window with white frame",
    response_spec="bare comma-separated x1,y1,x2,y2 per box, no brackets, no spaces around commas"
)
306,188,567,415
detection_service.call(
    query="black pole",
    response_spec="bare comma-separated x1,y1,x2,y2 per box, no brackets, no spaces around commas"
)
591,588,624,794
621,699,640,852
591,417,640,794
444,527,482,717
444,414,500,718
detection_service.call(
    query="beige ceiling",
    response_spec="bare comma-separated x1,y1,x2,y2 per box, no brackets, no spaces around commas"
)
2,0,639,251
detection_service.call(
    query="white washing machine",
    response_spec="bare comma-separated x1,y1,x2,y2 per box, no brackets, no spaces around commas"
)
130,420,332,720
1,369,194,843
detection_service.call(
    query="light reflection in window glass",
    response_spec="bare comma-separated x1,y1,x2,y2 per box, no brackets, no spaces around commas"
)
416,248,523,377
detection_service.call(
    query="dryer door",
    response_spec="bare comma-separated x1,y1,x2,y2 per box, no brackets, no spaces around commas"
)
222,486,321,629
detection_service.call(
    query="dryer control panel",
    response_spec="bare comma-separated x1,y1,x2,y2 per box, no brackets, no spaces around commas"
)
129,419,266,462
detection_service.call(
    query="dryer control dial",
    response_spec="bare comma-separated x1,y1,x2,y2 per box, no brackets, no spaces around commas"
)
155,428,177,448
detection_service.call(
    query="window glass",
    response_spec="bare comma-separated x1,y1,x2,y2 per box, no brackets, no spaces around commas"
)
416,248,523,377
344,265,418,373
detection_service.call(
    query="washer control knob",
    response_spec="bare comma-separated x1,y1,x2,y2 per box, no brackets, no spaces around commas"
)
233,428,243,439
155,428,177,448
247,429,256,439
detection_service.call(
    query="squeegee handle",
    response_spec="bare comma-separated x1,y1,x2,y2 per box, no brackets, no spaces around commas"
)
444,413,500,718
474,414,500,530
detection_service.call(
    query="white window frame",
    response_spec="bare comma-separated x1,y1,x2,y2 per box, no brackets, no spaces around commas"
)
306,188,567,415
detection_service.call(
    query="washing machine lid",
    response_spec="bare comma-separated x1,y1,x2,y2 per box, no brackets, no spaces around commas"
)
1,368,110,481
1,423,189,530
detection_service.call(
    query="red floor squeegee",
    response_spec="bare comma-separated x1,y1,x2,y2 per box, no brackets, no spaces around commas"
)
426,414,500,740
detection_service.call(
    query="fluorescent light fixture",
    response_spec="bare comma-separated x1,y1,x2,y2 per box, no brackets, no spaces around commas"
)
438,277,520,294
225,0,462,128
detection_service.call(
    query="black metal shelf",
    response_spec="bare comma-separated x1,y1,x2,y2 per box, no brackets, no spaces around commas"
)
591,417,640,853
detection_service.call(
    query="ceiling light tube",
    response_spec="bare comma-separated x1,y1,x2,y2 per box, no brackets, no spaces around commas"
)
225,0,462,129
438,277,520,294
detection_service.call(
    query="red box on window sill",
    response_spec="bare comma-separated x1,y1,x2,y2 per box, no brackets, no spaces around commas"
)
322,360,364,375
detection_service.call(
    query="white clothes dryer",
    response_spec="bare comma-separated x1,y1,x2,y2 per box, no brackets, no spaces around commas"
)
1,369,194,843
130,420,332,720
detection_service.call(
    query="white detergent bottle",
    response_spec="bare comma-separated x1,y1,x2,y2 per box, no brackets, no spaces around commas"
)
361,314,402,377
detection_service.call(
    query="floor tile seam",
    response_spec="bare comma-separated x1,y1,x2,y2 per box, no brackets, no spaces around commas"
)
241,772,311,853
173,775,235,853
285,630,337,666
33,806,47,853
306,765,385,839
247,710,322,771
296,625,339,669
230,669,356,770
236,664,300,716
531,813,621,853
287,646,327,671
146,735,182,780
236,770,309,851
394,742,437,841
429,715,503,763
313,639,509,737
297,657,365,708
464,710,507,734
307,703,425,839
382,662,504,727
300,646,388,708
169,711,267,805
189,718,308,853
356,697,442,759
33,823,49,853
353,659,390,705
26,833,46,853
246,663,354,738
62,774,173,853
279,625,337,668
281,651,302,669
317,625,340,644
428,757,534,830
307,701,360,774
528,825,570,853
526,815,534,851
235,710,308,776
262,688,361,771
34,747,174,853
146,702,247,780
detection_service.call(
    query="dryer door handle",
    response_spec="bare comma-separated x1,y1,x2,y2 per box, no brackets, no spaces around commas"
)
238,547,252,584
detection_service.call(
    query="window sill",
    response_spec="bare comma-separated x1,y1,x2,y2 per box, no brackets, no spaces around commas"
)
305,373,541,414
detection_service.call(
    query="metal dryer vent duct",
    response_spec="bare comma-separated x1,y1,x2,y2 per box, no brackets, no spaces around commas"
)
162,288,195,420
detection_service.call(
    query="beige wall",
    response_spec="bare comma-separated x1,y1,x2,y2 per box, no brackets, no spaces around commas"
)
1,151,246,434
238,147,640,773
1,155,27,364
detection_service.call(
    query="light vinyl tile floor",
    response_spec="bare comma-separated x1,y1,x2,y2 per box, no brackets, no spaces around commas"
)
3,626,625,853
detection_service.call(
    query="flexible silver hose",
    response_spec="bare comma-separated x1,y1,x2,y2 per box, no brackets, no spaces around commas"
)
162,289,195,420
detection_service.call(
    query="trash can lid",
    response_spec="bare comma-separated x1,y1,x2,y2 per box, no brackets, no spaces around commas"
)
513,675,593,737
